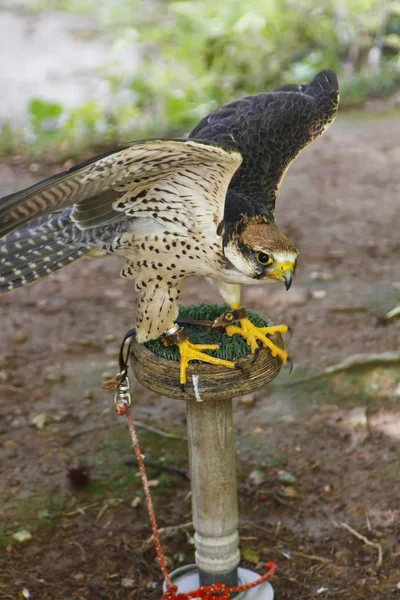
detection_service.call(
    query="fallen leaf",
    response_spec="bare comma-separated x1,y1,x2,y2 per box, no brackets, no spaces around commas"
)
281,485,298,497
12,530,32,543
278,470,296,485
31,414,47,430
242,547,260,565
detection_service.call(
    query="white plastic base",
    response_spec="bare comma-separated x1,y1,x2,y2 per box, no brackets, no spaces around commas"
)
165,565,274,599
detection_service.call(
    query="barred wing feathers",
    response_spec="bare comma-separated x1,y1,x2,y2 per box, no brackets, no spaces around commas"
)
0,140,242,239
0,140,242,292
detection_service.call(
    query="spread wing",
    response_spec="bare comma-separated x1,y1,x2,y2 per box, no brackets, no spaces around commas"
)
0,139,242,240
189,69,339,221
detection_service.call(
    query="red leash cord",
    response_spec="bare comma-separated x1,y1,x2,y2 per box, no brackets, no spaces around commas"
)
119,404,277,598
109,332,277,598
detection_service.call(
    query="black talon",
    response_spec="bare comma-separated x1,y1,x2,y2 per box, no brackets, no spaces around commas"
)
251,347,260,365
234,362,244,371
286,356,293,374
180,383,186,392
287,326,293,340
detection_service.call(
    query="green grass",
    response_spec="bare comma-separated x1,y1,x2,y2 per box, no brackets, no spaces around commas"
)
0,425,188,546
2,0,399,159
145,303,266,362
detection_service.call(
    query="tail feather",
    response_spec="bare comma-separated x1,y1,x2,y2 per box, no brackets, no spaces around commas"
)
0,235,65,263
0,211,90,293
0,211,72,251
0,240,71,273
0,246,87,293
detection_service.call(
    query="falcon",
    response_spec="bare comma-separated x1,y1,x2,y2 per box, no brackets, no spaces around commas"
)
0,69,339,385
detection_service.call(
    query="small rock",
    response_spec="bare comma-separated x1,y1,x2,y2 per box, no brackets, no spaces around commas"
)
328,249,345,259
3,439,19,449
73,573,85,582
278,470,296,485
148,479,159,488
131,497,142,508
116,300,130,309
252,425,264,435
103,288,123,299
11,417,27,428
22,588,30,599
43,365,65,383
173,552,186,563
248,286,307,308
104,333,117,342
36,298,65,313
102,372,114,381
335,547,351,566
0,370,9,383
28,162,40,173
310,271,335,281
11,330,27,344
66,463,91,489
323,484,332,493
310,290,327,300
121,577,135,588
248,469,265,486
31,414,48,430
146,581,158,590
239,393,256,406
12,530,32,543
105,347,120,358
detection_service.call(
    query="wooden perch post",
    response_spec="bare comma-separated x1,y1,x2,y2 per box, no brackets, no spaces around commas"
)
130,319,283,598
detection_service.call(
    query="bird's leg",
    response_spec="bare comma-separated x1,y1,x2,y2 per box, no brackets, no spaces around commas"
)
222,304,289,364
161,324,236,388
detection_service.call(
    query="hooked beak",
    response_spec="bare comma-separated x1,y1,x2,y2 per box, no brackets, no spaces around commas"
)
283,271,293,290
272,261,295,290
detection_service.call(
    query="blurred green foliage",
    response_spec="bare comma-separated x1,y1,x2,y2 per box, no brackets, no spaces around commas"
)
1,0,399,157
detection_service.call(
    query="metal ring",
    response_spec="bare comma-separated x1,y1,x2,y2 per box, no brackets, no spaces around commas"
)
161,323,180,337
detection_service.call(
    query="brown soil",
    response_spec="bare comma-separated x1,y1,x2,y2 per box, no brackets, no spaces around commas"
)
0,109,399,599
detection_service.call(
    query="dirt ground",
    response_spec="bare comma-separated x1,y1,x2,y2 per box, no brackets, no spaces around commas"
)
0,109,399,599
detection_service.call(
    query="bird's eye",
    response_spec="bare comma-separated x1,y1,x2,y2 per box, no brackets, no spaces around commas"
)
256,252,272,266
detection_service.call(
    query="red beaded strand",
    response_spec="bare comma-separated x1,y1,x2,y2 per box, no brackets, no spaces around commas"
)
125,409,173,589
120,404,277,599
161,562,277,599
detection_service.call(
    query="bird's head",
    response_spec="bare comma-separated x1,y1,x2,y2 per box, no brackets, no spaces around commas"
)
223,216,299,289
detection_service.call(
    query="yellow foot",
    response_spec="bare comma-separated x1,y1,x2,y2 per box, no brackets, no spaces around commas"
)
177,338,235,387
226,317,289,364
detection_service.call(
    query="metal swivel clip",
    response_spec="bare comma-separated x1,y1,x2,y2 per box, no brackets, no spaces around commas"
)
113,374,132,416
